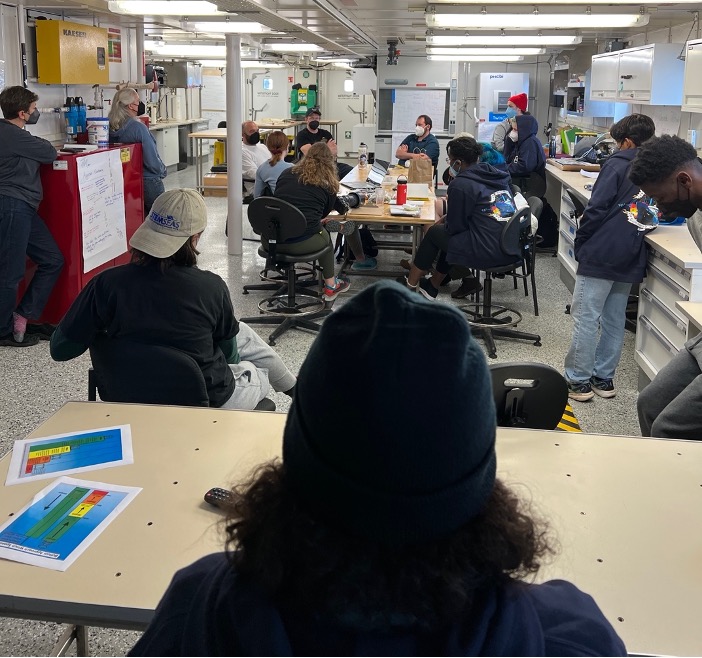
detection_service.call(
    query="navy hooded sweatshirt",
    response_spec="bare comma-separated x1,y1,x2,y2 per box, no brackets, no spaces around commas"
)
574,147,657,283
129,553,626,656
444,162,517,270
503,114,546,181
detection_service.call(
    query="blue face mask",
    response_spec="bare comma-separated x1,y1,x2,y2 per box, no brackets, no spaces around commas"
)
505,106,517,119
448,160,461,178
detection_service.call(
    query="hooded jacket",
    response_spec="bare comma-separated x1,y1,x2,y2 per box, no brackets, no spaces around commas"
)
129,553,626,656
574,148,658,283
503,114,546,181
110,118,166,181
445,163,517,270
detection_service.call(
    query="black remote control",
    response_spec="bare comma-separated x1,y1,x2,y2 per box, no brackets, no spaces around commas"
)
203,487,236,509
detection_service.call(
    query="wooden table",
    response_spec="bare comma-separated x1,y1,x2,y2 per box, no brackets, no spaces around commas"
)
2,402,702,656
338,165,436,277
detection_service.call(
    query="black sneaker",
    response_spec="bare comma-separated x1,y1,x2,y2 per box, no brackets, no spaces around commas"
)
26,323,57,340
567,382,594,402
0,332,40,347
417,278,438,301
590,376,616,398
451,277,483,299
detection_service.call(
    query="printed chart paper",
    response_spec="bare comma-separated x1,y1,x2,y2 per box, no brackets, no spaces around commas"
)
0,477,141,571
6,425,133,486
77,149,127,273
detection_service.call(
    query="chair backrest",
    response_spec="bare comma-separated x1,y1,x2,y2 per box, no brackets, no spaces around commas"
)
499,207,531,260
247,196,308,242
515,172,547,199
527,196,543,220
217,120,227,129
564,187,586,220
489,362,568,429
89,335,210,407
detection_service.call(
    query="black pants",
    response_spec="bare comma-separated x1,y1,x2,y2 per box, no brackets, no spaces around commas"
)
414,224,451,275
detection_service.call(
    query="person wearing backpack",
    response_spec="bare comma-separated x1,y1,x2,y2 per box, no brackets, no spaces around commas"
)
564,114,658,402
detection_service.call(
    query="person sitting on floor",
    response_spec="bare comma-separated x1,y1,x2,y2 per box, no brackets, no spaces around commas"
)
128,281,627,657
401,136,517,301
630,134,702,438
50,189,296,410
272,142,377,300
254,130,292,198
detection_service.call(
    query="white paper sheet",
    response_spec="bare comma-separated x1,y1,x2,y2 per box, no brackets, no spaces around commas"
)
77,149,128,273
0,477,141,571
6,425,134,486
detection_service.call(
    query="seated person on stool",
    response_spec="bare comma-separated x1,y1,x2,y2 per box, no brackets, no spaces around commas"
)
395,114,440,170
295,108,352,179
503,114,546,194
50,189,296,409
400,136,516,301
630,134,702,438
242,121,271,201
273,143,378,299
130,281,626,657
254,130,292,198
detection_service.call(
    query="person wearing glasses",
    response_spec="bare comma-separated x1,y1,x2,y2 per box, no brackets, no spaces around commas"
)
395,114,440,169
109,87,166,214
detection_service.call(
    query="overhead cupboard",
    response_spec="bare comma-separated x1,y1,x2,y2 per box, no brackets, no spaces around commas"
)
590,43,684,104
682,38,702,112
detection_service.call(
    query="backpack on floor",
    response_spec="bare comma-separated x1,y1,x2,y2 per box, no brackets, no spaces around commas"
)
536,201,559,249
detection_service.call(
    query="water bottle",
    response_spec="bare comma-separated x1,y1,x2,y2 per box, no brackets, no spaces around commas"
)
549,136,557,159
358,142,368,167
396,174,408,205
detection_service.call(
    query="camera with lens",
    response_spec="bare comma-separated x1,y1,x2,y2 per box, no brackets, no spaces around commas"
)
337,190,370,213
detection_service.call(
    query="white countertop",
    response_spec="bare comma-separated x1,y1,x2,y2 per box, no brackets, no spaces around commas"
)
149,118,206,131
545,164,593,203
676,300,702,330
645,224,702,269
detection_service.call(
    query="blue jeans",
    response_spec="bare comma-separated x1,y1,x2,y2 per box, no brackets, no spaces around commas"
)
564,275,632,384
144,178,165,214
0,195,64,335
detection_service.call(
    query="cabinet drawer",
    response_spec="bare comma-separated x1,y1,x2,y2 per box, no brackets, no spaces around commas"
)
560,211,577,234
558,229,577,278
639,287,688,350
618,89,651,102
561,192,576,212
646,261,690,313
636,315,679,376
648,249,691,292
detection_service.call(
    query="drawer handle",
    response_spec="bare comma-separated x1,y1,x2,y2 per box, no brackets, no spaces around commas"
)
640,288,688,333
649,250,691,281
559,229,574,247
640,315,679,355
648,263,690,300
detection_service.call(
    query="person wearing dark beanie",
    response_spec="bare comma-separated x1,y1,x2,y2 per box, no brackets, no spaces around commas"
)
130,282,626,657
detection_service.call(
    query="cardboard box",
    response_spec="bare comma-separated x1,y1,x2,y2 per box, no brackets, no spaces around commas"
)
203,173,227,197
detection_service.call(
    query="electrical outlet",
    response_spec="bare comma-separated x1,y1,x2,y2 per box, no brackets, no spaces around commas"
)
344,130,352,139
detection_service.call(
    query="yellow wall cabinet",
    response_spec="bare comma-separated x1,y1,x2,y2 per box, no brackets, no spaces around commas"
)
36,19,109,85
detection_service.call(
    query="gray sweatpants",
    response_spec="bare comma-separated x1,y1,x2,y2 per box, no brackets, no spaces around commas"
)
220,321,297,410
638,334,702,439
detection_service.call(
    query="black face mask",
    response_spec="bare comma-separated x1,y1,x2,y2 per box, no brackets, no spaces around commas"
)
246,131,260,145
660,179,698,220
308,120,320,130
25,109,40,125
137,101,146,116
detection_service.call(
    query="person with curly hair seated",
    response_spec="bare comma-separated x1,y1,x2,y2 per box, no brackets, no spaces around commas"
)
129,281,626,657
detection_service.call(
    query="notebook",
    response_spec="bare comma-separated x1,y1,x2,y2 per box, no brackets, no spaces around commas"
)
407,183,431,200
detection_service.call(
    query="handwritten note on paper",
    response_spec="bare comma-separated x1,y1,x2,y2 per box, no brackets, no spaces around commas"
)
77,150,128,273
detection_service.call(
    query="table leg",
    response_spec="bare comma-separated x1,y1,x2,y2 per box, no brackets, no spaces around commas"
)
49,624,89,657
195,139,203,194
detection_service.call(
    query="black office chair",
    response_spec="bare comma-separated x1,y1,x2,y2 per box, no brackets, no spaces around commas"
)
513,171,547,199
240,197,332,346
87,335,275,411
489,362,568,429
458,207,542,359
507,196,541,316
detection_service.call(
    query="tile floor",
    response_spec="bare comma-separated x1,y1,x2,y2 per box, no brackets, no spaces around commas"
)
0,163,644,656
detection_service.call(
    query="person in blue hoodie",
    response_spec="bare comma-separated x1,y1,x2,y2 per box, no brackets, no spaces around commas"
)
128,281,626,657
564,114,658,401
402,136,516,300
108,88,167,214
503,113,546,194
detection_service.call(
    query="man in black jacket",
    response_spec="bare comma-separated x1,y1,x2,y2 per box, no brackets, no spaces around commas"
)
0,86,63,347
564,114,657,401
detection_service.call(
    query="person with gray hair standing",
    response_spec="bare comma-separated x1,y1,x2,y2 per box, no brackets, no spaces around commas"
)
108,87,166,213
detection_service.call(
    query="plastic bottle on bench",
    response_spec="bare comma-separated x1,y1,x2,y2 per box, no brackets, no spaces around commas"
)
358,142,368,168
396,174,408,205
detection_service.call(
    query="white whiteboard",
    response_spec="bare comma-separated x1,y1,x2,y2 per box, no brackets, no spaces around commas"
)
391,89,449,133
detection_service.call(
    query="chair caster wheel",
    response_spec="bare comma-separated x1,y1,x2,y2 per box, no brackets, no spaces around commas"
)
565,304,571,314
243,290,249,295
534,340,542,347
488,351,497,359
269,339,276,346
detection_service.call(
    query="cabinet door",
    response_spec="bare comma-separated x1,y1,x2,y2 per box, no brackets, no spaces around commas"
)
161,128,179,167
590,54,619,100
618,47,653,101
683,41,702,112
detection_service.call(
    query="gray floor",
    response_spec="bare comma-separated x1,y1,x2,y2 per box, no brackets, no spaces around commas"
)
0,163,644,656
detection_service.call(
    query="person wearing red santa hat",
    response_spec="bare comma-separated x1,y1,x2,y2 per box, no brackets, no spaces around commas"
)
491,92,528,154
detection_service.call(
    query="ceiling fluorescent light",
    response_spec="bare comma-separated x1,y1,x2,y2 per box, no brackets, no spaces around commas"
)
426,47,546,55
146,42,226,57
262,43,322,52
426,33,582,46
108,1,225,16
182,21,271,33
428,0,699,3
428,54,523,62
426,12,650,30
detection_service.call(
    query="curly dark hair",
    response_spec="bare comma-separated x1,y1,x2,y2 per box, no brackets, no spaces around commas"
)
630,134,698,186
609,113,655,147
223,461,553,631
447,136,483,166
